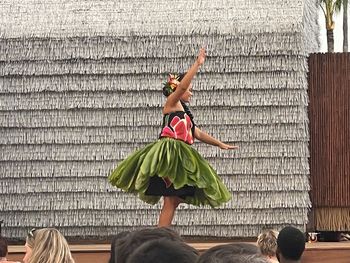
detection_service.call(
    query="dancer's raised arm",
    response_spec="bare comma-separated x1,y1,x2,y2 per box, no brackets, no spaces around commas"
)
164,48,206,109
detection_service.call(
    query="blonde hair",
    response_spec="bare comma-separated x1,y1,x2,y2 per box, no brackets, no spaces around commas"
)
26,228,75,263
257,229,279,257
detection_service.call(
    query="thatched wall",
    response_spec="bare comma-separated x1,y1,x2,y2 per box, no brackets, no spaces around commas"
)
0,0,319,238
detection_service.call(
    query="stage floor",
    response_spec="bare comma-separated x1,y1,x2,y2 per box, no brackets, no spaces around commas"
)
8,241,350,263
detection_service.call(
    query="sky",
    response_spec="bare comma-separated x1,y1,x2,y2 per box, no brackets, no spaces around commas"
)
318,6,350,52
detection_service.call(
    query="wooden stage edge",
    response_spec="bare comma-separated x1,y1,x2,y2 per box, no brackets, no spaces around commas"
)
8,241,350,263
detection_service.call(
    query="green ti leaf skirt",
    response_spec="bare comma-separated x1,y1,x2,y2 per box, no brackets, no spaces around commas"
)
108,138,231,207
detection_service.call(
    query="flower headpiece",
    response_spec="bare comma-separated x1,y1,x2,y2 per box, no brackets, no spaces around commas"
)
163,74,180,96
167,74,180,89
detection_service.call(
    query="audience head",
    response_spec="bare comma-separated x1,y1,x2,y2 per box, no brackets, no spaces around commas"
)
23,228,75,263
197,243,268,263
109,231,131,263
1,235,21,263
115,227,183,263
0,236,8,259
126,238,198,263
257,229,279,260
277,226,305,262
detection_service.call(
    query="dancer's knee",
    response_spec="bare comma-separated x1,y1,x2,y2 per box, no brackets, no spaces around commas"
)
164,196,181,208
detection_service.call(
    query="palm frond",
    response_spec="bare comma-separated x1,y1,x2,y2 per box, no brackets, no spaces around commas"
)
334,0,343,12
320,4,327,17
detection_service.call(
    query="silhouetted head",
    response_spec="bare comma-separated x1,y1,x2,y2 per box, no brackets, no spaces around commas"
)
115,227,183,263
127,238,198,263
197,243,267,263
277,226,305,262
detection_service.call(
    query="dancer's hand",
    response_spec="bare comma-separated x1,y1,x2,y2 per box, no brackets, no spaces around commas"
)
196,48,206,66
219,142,239,150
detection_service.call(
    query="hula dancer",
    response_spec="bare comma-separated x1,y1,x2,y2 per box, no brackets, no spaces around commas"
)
109,48,238,226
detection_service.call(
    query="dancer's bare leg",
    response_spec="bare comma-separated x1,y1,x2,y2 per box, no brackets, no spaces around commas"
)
158,196,182,227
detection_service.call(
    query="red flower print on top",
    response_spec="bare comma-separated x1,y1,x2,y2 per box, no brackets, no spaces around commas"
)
160,113,194,144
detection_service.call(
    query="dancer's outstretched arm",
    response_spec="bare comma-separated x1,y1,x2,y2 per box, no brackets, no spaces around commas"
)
194,127,238,149
165,48,206,108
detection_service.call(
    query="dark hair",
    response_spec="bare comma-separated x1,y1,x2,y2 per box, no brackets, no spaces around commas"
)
109,231,131,263
277,226,305,261
0,236,8,257
162,73,186,97
197,243,263,263
126,238,198,263
180,100,195,121
116,227,183,263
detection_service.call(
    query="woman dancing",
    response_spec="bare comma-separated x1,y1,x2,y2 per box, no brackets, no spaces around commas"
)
109,48,238,227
